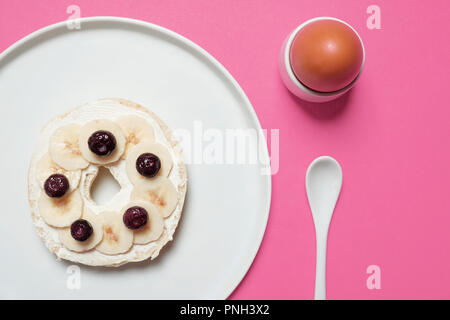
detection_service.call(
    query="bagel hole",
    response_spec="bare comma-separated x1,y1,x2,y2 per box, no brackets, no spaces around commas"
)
90,167,120,206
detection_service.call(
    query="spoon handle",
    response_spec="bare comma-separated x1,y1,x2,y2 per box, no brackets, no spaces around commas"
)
314,228,328,300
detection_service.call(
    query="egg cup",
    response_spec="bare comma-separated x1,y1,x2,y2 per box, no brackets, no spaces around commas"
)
279,17,365,103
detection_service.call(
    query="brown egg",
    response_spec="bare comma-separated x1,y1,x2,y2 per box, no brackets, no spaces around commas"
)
290,19,364,93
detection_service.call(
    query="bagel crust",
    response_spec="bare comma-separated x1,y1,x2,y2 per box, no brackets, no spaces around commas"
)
28,98,187,267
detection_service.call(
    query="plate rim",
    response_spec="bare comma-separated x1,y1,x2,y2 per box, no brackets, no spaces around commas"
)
0,16,272,299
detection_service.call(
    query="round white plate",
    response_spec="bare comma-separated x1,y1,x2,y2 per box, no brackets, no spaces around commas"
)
0,17,271,299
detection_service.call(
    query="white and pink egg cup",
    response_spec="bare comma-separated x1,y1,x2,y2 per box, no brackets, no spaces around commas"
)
279,17,366,103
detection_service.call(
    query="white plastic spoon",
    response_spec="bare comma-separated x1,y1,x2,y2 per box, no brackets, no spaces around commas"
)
306,156,342,300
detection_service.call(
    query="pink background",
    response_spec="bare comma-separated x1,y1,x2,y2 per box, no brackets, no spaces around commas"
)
1,0,450,299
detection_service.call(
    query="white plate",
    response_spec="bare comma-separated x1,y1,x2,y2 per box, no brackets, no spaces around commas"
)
0,17,271,299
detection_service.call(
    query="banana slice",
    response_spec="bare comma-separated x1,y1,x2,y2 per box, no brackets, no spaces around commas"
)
49,124,89,171
78,119,126,165
121,200,164,245
96,211,133,255
36,153,81,193
58,208,103,252
116,115,155,159
126,142,173,185
38,189,83,227
131,176,178,218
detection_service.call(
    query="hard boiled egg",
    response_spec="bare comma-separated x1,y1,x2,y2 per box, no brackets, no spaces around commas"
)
290,19,364,93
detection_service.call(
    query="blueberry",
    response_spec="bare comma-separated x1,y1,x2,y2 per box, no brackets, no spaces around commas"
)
136,153,161,178
44,174,69,198
88,130,116,156
123,206,148,230
70,219,93,241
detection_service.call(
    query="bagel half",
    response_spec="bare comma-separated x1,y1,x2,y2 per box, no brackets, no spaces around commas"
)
28,98,187,267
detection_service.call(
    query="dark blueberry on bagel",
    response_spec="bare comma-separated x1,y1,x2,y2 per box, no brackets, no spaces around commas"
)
88,130,117,156
123,206,148,230
44,174,69,198
135,153,161,178
70,219,93,241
